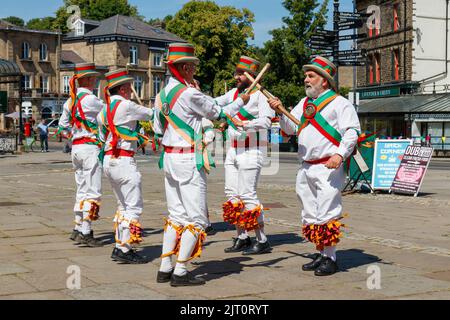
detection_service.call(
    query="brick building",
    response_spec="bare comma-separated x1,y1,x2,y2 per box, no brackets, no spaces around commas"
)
355,0,450,152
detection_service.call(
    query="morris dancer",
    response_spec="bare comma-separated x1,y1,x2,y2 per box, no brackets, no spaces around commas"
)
98,69,153,264
59,63,105,247
268,56,361,276
153,43,244,286
216,56,275,255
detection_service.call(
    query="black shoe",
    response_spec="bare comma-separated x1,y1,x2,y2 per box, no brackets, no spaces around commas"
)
205,225,216,236
157,270,173,283
302,253,325,271
224,237,252,253
77,232,104,247
314,257,338,276
113,249,147,264
242,240,272,255
111,248,120,261
69,230,81,241
170,272,205,287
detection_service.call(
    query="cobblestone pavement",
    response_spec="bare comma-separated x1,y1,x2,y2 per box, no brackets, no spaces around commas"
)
0,144,449,300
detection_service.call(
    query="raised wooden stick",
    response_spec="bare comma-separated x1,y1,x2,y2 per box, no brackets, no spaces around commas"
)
244,71,300,125
245,63,270,94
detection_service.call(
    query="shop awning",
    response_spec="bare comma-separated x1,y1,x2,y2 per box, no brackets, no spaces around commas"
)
0,59,21,77
357,94,449,114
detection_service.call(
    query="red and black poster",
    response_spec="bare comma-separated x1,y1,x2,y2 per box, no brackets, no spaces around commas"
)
390,146,433,196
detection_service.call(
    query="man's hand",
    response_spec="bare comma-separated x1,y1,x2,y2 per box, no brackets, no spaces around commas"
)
240,93,250,105
325,154,343,169
231,117,244,128
190,79,201,90
268,98,283,114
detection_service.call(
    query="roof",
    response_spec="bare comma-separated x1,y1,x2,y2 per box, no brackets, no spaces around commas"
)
83,15,183,42
79,18,101,26
0,59,22,77
0,19,60,35
358,93,450,114
61,50,85,65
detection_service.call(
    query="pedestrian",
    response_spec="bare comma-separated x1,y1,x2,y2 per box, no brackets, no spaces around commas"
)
426,134,431,147
215,56,275,255
37,119,49,152
59,63,105,247
153,43,244,286
268,56,361,276
98,68,153,264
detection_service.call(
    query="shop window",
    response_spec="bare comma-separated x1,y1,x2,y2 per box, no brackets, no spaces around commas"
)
393,4,400,32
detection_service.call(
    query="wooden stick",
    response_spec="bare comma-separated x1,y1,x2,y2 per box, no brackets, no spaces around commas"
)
244,72,300,125
245,63,270,94
131,85,144,106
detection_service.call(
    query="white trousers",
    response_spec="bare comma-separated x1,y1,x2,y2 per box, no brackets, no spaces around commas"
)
103,155,143,221
71,144,102,212
296,163,345,225
224,147,263,218
163,152,208,230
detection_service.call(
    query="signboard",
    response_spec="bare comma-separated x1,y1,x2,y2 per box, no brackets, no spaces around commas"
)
390,146,433,196
315,29,335,36
337,49,366,56
309,39,334,46
371,139,413,190
0,91,7,113
311,34,334,41
338,20,364,29
337,61,366,66
339,12,371,19
338,33,367,41
360,87,401,99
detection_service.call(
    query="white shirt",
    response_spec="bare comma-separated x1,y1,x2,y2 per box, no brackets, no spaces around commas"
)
97,95,153,152
279,90,361,161
215,88,275,141
153,77,243,148
59,88,105,141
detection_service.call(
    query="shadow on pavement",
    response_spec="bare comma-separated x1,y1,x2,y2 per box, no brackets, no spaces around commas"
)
191,257,252,281
336,248,384,271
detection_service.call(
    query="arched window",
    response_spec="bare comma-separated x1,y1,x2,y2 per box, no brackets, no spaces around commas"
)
22,42,30,59
39,43,48,61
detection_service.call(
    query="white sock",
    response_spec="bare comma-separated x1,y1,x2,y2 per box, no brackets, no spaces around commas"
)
74,212,83,232
81,211,92,235
237,227,249,240
118,222,131,253
174,229,198,276
160,224,178,273
254,225,267,243
323,246,337,261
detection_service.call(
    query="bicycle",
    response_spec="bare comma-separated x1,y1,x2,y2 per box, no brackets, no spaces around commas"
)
23,135,38,152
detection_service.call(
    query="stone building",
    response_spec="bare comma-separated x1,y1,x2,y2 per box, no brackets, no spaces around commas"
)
62,15,184,107
0,19,61,129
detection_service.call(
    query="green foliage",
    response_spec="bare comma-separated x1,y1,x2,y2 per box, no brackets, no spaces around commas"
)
2,16,25,27
147,15,173,30
26,17,56,31
166,0,255,95
53,0,139,32
262,0,329,107
339,86,351,98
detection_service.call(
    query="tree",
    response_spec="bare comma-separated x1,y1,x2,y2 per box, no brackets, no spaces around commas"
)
2,16,25,27
166,0,255,95
262,0,329,107
26,17,56,31
53,0,139,32
147,15,173,30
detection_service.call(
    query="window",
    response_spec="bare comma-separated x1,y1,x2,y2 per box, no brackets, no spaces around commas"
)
375,53,381,83
40,75,49,93
392,49,400,81
39,43,48,61
75,21,84,36
21,42,30,59
153,75,161,97
134,76,143,98
22,75,32,90
368,11,380,37
129,46,138,65
153,52,162,67
393,4,400,32
369,55,374,84
63,76,70,94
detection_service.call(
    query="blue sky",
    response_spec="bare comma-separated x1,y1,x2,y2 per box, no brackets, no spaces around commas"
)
1,0,354,47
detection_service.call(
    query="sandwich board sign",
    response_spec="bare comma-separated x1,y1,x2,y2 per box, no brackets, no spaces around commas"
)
371,139,412,190
390,146,433,197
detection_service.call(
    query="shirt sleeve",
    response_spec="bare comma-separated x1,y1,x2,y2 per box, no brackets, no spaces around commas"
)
202,118,215,145
58,100,71,130
96,112,105,143
85,94,106,113
152,94,163,137
188,88,225,120
279,99,304,135
126,101,154,121
214,89,244,118
335,98,361,160
243,93,275,131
